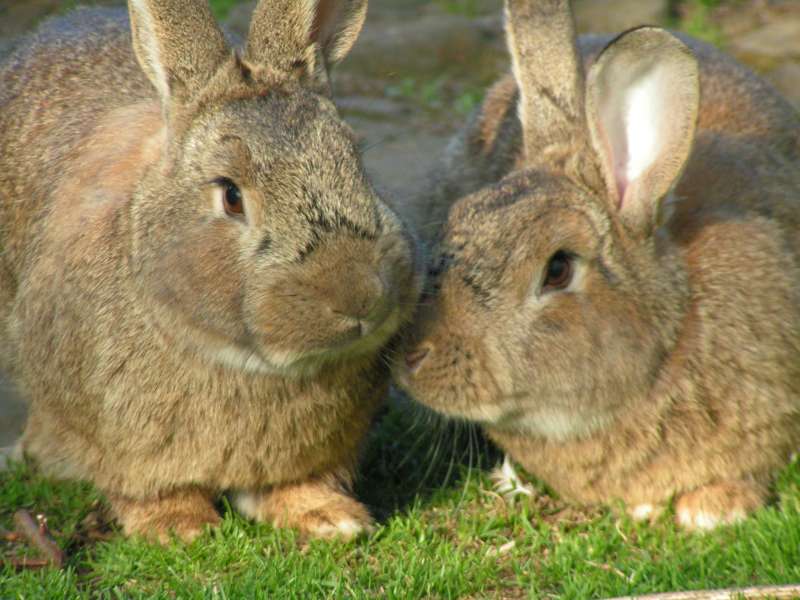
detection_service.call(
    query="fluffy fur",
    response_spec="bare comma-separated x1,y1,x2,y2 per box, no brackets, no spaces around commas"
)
398,0,800,530
0,0,422,542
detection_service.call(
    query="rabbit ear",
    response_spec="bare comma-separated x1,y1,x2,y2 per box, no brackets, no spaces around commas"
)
311,0,368,65
244,0,367,90
504,0,588,165
128,0,231,105
586,27,700,235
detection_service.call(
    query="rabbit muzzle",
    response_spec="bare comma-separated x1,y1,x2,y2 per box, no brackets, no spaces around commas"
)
244,232,418,376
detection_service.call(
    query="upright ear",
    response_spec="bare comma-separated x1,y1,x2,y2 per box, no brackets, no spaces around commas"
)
244,0,367,90
586,27,700,235
504,0,588,165
128,0,232,106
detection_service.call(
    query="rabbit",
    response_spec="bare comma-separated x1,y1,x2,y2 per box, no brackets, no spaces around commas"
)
397,0,800,530
0,0,423,543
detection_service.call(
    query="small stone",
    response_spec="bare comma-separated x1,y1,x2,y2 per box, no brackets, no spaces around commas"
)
573,0,669,34
341,12,506,86
766,61,800,108
730,21,800,61
336,96,410,120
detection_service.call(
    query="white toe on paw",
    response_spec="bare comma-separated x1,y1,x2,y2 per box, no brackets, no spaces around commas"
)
490,455,534,502
631,503,655,521
678,507,747,530
230,491,260,520
313,518,367,539
679,509,718,530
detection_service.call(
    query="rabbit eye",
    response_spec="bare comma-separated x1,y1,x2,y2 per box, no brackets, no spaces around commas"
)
217,178,244,217
543,251,573,292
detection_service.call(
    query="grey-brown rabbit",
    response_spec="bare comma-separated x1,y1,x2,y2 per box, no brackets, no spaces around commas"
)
0,0,422,542
398,0,800,530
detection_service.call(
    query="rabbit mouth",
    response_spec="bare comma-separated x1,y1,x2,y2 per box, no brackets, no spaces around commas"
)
304,306,405,364
236,306,405,379
180,305,404,379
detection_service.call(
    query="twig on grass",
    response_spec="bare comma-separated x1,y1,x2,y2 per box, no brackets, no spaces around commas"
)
1,526,21,542
586,559,634,584
6,557,51,570
604,583,800,600
12,509,64,568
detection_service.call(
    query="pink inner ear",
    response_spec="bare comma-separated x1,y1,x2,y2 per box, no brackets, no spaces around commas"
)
614,163,628,209
612,136,629,209
597,111,630,210
311,0,338,45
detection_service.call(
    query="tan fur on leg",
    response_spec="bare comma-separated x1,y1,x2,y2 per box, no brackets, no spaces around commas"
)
110,488,221,544
675,480,767,531
233,474,373,540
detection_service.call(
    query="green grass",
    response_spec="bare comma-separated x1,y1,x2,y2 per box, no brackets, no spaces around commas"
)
672,0,727,47
385,76,485,117
2,401,800,598
51,0,242,20
434,0,485,18
208,0,245,20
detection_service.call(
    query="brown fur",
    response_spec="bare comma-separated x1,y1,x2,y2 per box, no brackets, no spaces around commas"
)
232,467,373,539
0,1,422,542
398,1,800,530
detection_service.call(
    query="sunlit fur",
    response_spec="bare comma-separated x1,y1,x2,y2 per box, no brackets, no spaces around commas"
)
399,0,800,530
0,0,422,542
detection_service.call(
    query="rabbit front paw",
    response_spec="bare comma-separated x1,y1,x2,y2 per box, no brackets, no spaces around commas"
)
233,480,373,540
674,480,766,531
110,488,221,543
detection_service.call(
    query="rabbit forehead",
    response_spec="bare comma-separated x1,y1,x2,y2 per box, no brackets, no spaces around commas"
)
187,91,354,166
443,171,609,268
181,93,383,232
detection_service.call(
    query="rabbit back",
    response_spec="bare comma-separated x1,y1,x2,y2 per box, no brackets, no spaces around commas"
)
0,9,152,290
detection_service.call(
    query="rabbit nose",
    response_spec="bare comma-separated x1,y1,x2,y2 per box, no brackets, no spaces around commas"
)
331,272,391,335
352,280,386,321
354,298,391,338
405,344,431,374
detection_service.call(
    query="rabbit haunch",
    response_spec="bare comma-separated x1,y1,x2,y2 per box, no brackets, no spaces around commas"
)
0,0,422,542
398,0,800,530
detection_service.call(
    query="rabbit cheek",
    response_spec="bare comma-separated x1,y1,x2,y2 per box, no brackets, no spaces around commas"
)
517,289,653,431
242,282,338,370
142,223,247,341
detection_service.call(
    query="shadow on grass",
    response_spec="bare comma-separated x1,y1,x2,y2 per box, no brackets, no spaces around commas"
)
355,389,503,522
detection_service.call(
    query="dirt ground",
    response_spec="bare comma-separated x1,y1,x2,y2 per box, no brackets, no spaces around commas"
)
0,0,798,451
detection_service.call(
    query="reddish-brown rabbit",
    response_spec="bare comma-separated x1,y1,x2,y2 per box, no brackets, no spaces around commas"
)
0,0,422,542
398,0,800,530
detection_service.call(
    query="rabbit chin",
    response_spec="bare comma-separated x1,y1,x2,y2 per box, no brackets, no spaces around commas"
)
410,389,617,442
489,404,617,441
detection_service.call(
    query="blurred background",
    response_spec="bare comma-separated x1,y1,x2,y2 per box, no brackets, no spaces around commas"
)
0,0,798,451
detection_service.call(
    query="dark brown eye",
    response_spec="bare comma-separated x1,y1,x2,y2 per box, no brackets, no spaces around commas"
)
219,178,243,216
543,251,573,292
